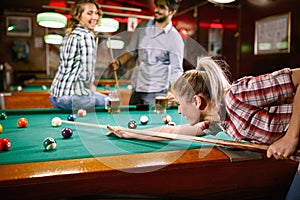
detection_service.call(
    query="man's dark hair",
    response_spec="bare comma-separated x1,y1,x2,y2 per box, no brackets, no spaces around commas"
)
154,0,182,11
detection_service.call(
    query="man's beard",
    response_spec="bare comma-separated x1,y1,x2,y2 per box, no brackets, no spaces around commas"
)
154,13,168,23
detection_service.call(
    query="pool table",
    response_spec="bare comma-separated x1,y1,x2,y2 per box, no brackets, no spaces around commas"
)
0,107,298,199
24,77,131,86
0,84,131,109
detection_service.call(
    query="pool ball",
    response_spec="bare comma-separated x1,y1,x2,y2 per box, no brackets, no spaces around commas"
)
163,115,172,124
128,120,137,129
17,86,23,91
139,115,149,125
0,138,11,151
127,85,133,90
0,124,2,133
67,114,76,121
77,109,87,117
51,117,62,127
41,85,47,90
0,112,7,120
105,84,110,90
61,127,73,139
167,121,176,126
17,118,28,128
43,137,57,151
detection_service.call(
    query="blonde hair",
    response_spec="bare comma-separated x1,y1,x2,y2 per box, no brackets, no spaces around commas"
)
66,0,103,36
172,56,231,107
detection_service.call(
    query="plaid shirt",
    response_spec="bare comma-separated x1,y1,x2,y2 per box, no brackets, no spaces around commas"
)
50,25,96,97
221,68,294,144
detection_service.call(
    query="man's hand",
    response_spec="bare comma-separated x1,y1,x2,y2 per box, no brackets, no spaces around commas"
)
108,59,121,71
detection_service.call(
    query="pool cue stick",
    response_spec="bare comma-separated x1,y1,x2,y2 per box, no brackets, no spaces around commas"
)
61,120,107,129
108,37,120,92
61,120,300,156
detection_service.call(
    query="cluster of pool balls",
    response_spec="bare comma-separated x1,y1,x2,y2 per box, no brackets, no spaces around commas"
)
0,113,38,151
0,112,13,151
127,114,176,129
0,109,87,152
0,109,176,151
46,109,87,151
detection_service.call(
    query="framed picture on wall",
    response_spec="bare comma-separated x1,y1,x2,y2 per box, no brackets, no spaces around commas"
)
6,16,32,37
254,12,291,55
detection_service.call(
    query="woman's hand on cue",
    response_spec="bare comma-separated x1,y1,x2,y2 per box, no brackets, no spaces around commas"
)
108,59,120,71
106,125,134,139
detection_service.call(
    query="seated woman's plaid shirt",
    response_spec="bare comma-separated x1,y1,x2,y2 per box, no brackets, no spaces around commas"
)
221,68,294,144
50,25,96,97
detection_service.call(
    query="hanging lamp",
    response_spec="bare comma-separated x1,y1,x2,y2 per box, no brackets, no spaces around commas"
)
209,0,236,3
44,34,64,44
37,12,67,28
94,18,119,33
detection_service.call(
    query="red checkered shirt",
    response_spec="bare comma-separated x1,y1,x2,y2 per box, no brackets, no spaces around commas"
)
221,68,294,144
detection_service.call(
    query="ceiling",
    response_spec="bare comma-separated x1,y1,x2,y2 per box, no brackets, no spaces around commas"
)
1,0,207,18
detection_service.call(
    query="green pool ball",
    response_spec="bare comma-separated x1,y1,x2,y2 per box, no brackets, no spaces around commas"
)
0,112,7,120
43,137,57,151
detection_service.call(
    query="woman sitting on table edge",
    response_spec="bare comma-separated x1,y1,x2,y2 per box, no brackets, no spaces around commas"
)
50,0,107,110
107,56,300,199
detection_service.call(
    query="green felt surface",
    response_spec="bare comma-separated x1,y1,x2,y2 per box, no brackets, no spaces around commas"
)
0,107,232,165
8,85,130,92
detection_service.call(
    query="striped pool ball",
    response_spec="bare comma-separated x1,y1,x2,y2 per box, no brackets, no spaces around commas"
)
77,109,87,117
139,115,149,125
43,137,57,151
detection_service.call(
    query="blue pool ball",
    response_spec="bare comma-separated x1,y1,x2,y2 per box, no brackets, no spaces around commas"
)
128,120,137,129
61,127,73,139
67,114,76,121
43,137,57,151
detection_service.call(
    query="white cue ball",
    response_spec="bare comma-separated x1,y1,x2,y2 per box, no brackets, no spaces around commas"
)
51,117,62,127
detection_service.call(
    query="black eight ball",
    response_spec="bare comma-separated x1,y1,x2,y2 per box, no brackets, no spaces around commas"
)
128,120,137,129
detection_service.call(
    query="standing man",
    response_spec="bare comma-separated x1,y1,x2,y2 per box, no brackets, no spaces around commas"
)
109,0,184,105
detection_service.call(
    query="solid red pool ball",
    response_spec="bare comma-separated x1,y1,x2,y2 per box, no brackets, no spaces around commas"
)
0,138,11,151
17,118,28,128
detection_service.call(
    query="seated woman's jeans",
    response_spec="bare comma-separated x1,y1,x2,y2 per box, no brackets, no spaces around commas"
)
50,92,107,110
286,170,300,200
